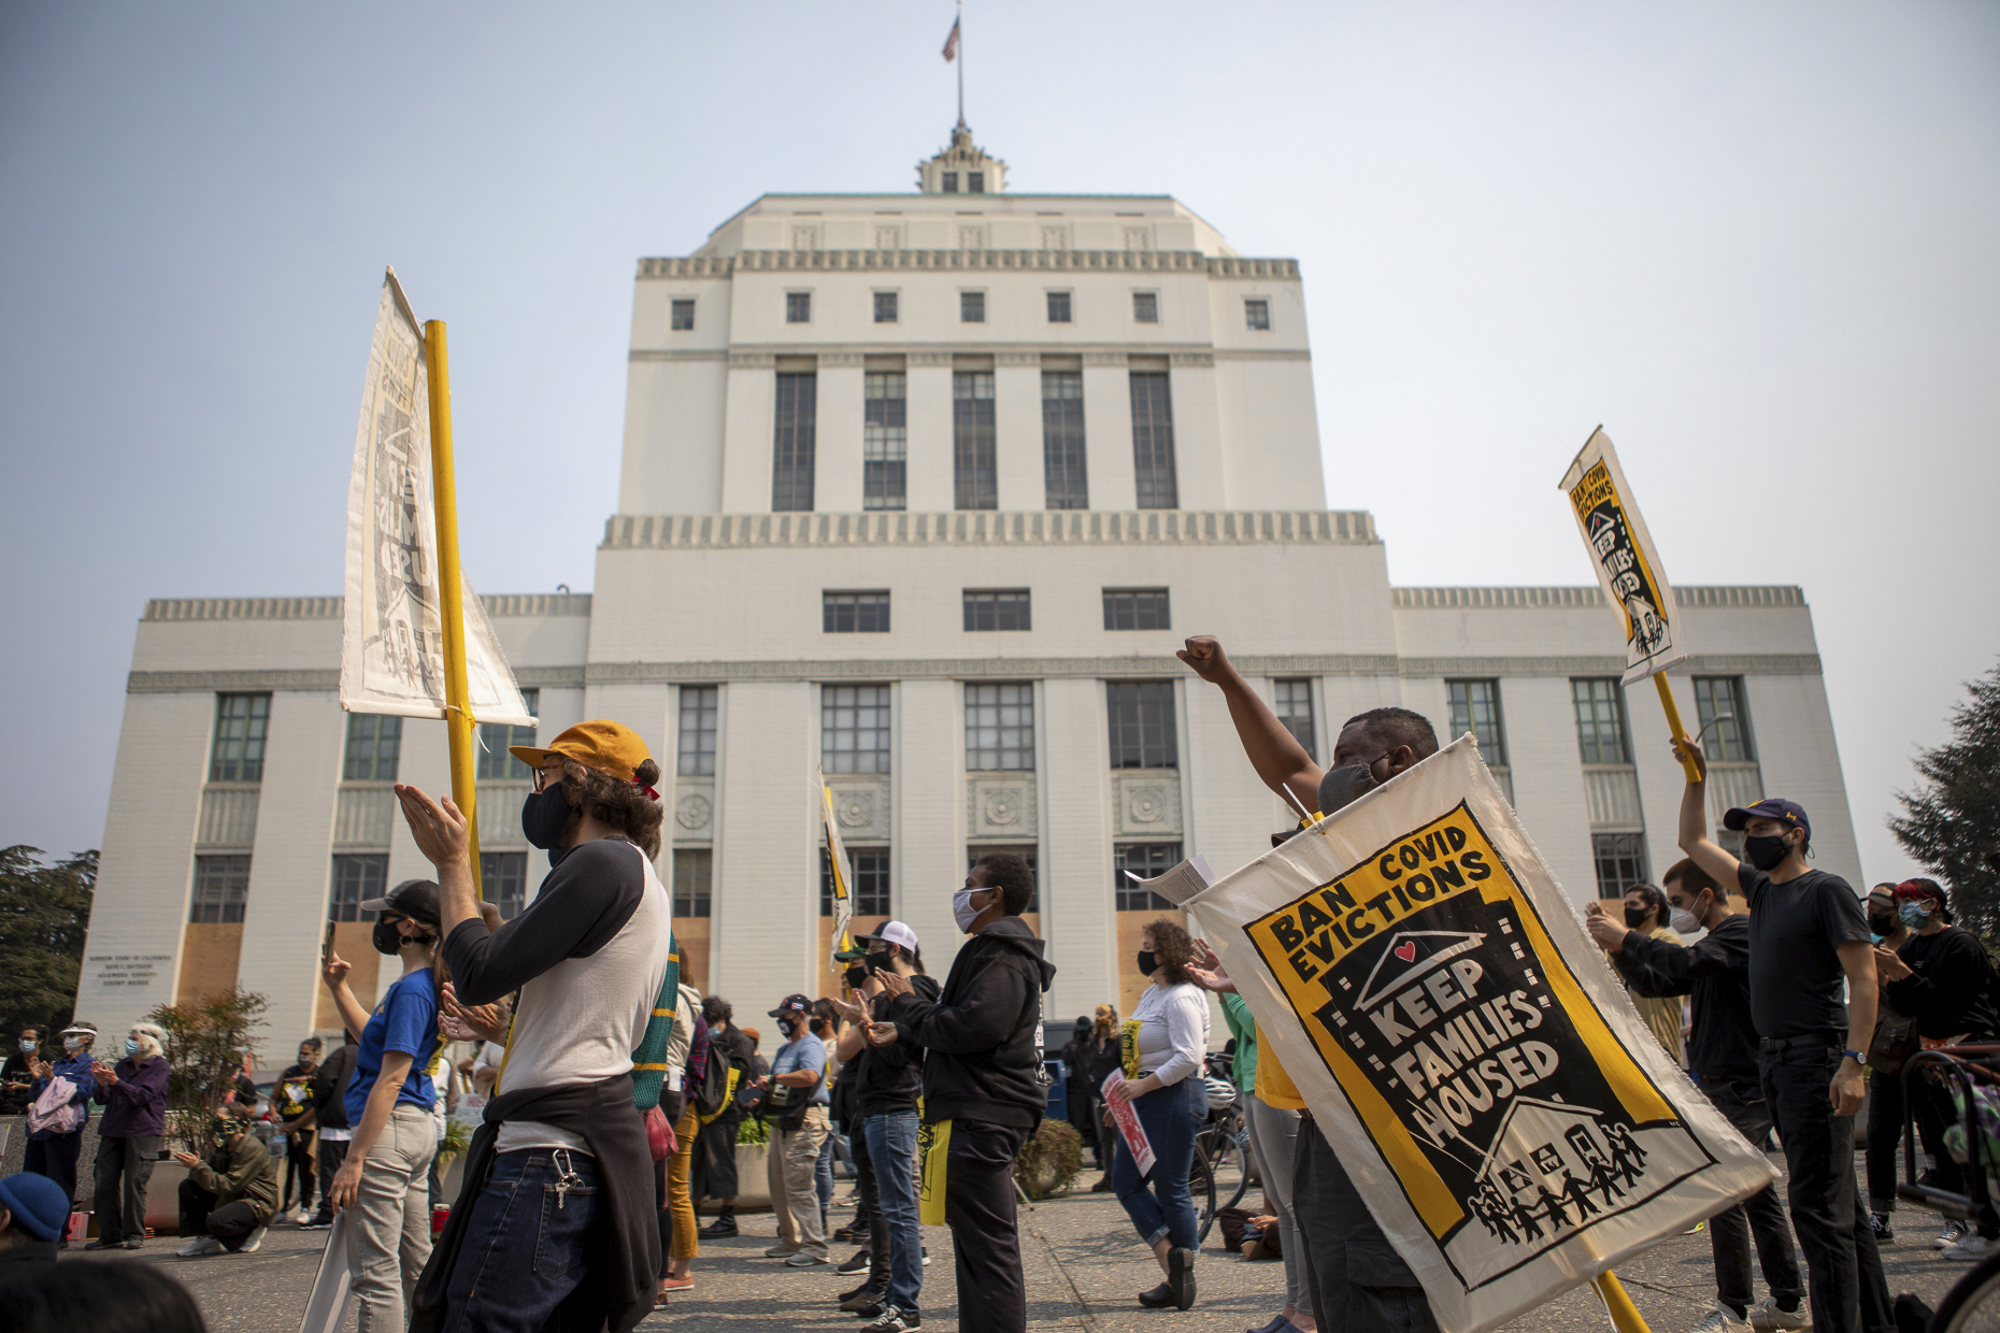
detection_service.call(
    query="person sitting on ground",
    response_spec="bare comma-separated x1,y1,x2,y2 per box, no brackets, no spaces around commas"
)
0,1170,71,1274
174,1103,280,1257
86,1021,171,1251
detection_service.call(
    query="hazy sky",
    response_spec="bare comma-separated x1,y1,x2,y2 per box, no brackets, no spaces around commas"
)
3,2,1995,887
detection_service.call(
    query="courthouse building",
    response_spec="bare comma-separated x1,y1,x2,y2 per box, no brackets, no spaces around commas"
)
77,125,1859,1048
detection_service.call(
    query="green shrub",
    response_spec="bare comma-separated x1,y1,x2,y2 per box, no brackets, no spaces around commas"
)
1014,1118,1083,1199
736,1116,770,1146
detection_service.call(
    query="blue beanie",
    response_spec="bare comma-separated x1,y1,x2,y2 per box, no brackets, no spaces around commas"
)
0,1171,71,1241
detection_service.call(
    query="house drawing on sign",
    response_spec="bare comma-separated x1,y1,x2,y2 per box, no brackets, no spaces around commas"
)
1586,510,1620,559
1355,930,1487,1011
1467,1098,1648,1244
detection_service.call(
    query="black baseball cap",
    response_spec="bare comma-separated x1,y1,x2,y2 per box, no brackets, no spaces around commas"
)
1721,798,1811,843
767,993,811,1019
360,878,442,926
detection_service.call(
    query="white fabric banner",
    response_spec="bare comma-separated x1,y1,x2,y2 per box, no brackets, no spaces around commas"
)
817,770,855,966
1559,427,1688,685
1182,739,1776,1333
339,268,534,727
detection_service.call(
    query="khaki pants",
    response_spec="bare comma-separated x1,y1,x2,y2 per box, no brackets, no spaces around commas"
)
768,1106,830,1258
346,1104,439,1333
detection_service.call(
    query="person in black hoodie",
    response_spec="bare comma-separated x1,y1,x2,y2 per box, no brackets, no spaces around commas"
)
1587,857,1805,1333
300,1034,358,1230
873,854,1055,1333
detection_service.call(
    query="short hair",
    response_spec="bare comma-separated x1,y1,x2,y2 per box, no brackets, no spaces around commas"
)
299,1036,323,1052
18,1025,42,1040
3,1256,207,1333
702,995,733,1025
1143,918,1195,987
973,853,1035,917
1628,883,1669,927
1662,858,1722,899
1346,707,1440,761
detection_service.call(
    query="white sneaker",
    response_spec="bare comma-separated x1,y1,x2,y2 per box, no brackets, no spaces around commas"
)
1933,1220,1969,1249
176,1236,222,1258
234,1226,266,1254
1690,1307,1751,1333
1748,1296,1810,1330
1944,1233,2000,1262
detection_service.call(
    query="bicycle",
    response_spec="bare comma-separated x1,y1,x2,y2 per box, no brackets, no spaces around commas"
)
1192,1072,1253,1244
1895,1045,2000,1332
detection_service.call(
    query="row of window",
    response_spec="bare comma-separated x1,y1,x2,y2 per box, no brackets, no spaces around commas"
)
192,850,532,926
695,291,1273,331
775,368,1175,512
205,691,544,788
820,587,1169,635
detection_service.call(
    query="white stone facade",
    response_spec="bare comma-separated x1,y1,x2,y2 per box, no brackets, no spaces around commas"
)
75,138,1860,1050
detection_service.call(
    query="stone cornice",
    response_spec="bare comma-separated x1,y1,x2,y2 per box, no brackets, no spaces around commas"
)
600,509,1376,552
142,593,594,623
634,345,1307,366
1392,586,1805,610
1396,653,1822,678
637,251,1300,280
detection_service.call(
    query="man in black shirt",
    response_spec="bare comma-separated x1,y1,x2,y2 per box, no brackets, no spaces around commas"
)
1587,858,1803,1333
1675,739,1891,1333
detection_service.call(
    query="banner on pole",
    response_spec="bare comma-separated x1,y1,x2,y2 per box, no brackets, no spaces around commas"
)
817,770,855,966
340,268,535,727
1559,428,1687,685
1182,739,1776,1333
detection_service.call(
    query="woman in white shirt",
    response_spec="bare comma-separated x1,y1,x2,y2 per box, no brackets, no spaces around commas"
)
1105,917,1210,1312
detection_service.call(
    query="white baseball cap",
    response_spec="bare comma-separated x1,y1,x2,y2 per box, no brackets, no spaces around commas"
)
855,920,920,955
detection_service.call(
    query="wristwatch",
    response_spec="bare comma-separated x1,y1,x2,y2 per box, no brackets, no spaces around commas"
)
1843,1050,1866,1063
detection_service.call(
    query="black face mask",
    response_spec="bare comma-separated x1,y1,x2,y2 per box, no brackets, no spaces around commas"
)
522,786,573,851
1867,912,1896,937
1137,949,1158,977
866,951,896,975
1317,756,1387,817
777,1017,796,1039
1622,906,1651,930
843,965,869,989
373,917,435,956
1743,834,1793,872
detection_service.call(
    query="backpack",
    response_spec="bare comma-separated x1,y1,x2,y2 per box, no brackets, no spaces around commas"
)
691,1020,731,1119
27,1076,83,1135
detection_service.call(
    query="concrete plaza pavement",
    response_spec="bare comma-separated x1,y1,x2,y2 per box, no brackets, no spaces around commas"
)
61,1170,1979,1332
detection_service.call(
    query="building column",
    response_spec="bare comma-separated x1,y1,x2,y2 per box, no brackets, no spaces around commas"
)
905,354,954,512
993,355,1042,511
814,356,866,514
894,680,963,968
1041,677,1113,1019
718,356,777,513
1082,354,1136,512
711,681,817,1011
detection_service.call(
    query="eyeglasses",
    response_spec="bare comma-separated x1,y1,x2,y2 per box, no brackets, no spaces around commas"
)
534,764,567,792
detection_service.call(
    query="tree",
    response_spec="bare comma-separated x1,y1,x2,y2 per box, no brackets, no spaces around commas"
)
147,987,268,1150
1892,661,2000,938
0,845,97,1038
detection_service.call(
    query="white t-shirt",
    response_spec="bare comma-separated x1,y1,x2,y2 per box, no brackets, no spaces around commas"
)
1127,981,1210,1087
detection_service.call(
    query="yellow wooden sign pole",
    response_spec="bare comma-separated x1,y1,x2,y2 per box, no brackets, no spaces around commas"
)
1654,675,1703,784
1594,1272,1654,1333
422,319,483,890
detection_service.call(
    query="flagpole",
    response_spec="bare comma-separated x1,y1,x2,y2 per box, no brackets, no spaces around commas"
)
422,319,484,891
956,0,965,126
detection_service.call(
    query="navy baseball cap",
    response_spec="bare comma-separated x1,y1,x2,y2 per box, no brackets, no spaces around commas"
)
767,993,811,1019
1722,798,1811,841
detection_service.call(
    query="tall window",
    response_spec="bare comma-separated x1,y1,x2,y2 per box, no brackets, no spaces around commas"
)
210,693,270,783
1446,680,1508,767
1108,682,1178,769
1129,372,1178,509
785,292,811,323
968,171,985,193
1273,679,1317,761
670,299,695,331
864,371,908,511
1042,371,1088,510
1572,678,1630,765
823,591,890,633
1592,833,1651,898
327,854,385,922
954,370,997,510
942,171,958,193
965,683,1034,771
1046,291,1072,323
969,846,1039,912
823,685,891,775
963,590,1031,632
343,713,402,782
481,852,527,921
673,849,712,918
874,292,898,324
678,686,718,777
1693,677,1755,762
772,372,816,511
191,854,251,924
1132,292,1159,324
824,848,891,915
477,689,539,780
1116,842,1181,911
1102,588,1171,631
960,291,985,323
1244,298,1270,330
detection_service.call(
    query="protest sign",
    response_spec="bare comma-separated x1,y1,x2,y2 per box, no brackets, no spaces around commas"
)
1559,429,1686,687
1183,738,1777,1333
339,268,534,728
1100,1070,1157,1175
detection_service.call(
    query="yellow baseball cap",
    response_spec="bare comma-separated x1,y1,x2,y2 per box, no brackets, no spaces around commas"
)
510,719,654,784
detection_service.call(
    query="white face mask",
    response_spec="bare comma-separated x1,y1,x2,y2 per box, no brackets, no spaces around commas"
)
953,887,985,933
63,1037,85,1053
18,1039,35,1053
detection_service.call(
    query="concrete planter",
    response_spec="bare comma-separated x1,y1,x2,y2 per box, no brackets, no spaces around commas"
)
735,1143,770,1208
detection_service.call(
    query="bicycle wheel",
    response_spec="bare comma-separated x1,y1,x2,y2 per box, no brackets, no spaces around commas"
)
1213,1128,1253,1214
1934,1246,2000,1333
1190,1148,1220,1244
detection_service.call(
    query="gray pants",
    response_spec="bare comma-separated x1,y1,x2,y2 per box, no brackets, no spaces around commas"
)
1293,1111,1440,1333
1245,1096,1306,1313
345,1105,438,1333
93,1132,159,1244
769,1106,831,1259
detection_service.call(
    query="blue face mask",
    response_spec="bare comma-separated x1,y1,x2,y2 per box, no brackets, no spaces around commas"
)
1898,902,1932,930
125,1039,139,1056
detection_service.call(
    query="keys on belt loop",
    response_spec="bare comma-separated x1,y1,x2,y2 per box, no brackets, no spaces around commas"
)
551,1148,584,1210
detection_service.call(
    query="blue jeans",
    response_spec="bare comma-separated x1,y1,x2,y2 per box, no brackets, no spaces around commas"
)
441,1149,601,1333
865,1111,923,1313
816,1134,835,1216
1111,1077,1204,1251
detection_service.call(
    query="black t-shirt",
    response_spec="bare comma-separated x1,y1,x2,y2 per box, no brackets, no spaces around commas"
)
1887,927,1999,1040
1739,863,1870,1040
1612,912,1759,1086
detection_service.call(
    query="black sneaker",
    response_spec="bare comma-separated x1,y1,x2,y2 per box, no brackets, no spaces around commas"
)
860,1310,921,1331
1870,1213,1894,1243
300,1216,333,1232
699,1215,739,1238
852,1301,888,1320
837,1249,872,1276
840,1288,886,1313
835,1220,872,1243
838,1282,878,1304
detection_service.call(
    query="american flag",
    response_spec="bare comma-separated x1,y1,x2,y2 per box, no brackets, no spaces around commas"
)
941,16,960,61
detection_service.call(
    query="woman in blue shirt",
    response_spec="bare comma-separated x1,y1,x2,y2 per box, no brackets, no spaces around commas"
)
25,1021,100,1236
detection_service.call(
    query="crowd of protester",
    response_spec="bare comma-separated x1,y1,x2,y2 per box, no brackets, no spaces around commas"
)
1,663,1995,1333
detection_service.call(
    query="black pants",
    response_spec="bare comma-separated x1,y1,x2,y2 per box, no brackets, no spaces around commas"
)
1704,1078,1803,1317
1760,1046,1893,1333
23,1132,83,1210
92,1133,159,1244
281,1133,315,1211
310,1137,349,1224
943,1118,1028,1333
1865,1066,1905,1215
850,1115,889,1289
695,1110,741,1202
178,1179,262,1249
1292,1113,1439,1333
